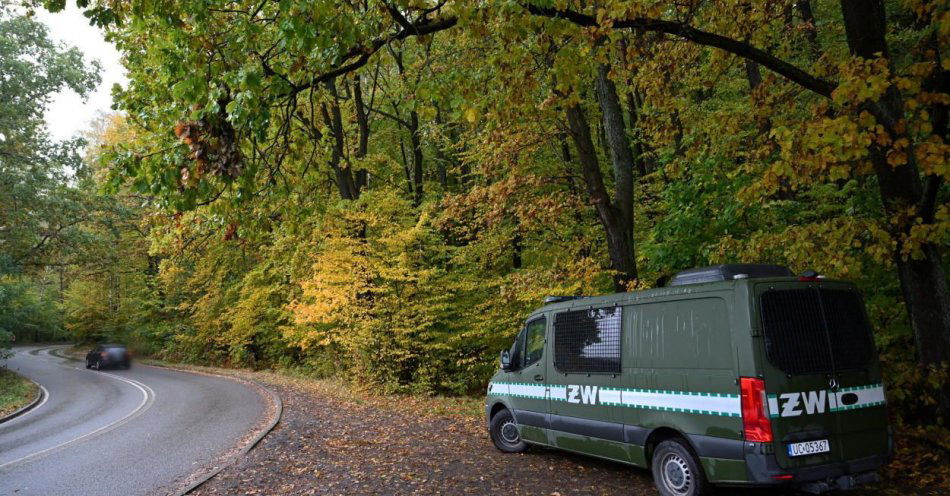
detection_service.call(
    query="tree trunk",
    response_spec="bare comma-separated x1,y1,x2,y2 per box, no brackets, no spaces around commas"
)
409,110,424,206
322,79,360,200
744,58,774,134
565,102,637,292
745,58,763,89
841,0,950,367
796,0,822,60
595,64,638,284
434,106,450,189
626,91,655,175
512,231,523,269
352,75,370,191
390,48,425,206
397,132,413,196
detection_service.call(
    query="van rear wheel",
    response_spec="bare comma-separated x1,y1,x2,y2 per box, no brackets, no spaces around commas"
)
489,408,527,453
651,439,710,496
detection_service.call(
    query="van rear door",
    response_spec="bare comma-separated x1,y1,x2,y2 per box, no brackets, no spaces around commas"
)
753,281,888,470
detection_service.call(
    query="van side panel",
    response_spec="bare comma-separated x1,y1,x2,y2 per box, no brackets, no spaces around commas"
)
620,296,746,482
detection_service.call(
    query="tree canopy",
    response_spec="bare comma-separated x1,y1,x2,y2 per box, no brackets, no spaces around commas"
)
0,9,101,349
11,1,947,420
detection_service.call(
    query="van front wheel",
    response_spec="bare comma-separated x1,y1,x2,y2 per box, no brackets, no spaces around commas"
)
489,408,527,453
651,439,710,496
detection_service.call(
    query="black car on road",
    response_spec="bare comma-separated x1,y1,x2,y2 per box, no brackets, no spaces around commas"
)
85,344,131,370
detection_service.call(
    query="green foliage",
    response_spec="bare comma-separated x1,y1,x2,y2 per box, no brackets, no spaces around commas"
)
0,278,63,347
0,9,100,271
8,2,945,432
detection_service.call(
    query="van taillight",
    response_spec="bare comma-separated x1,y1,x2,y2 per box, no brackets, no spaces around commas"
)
740,377,773,443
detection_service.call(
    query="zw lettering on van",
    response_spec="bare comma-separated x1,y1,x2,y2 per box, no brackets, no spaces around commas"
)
767,384,886,418
567,385,599,404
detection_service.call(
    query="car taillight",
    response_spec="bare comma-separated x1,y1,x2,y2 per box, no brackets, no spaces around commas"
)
100,351,108,359
740,377,773,443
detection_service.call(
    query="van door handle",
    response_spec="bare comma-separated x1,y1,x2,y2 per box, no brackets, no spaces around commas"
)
534,375,544,382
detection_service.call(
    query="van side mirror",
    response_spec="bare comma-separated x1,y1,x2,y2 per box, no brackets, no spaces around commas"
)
500,350,512,371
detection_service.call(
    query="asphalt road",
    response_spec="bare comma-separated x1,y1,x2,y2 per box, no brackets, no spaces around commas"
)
0,345,267,496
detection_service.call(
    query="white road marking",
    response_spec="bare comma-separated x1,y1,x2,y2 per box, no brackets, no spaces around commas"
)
0,351,157,471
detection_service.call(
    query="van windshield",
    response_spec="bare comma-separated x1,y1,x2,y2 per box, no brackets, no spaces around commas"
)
759,288,874,375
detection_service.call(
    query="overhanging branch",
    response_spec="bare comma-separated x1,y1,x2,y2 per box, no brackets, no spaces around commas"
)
287,15,458,96
524,4,836,99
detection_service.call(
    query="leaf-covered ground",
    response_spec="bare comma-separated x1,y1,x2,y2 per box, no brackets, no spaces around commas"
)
189,379,656,496
0,367,38,418
181,369,947,496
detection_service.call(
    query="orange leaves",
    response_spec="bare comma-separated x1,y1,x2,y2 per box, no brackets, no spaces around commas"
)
914,136,950,178
831,57,891,107
758,115,873,196
715,216,894,278
900,204,950,261
887,137,911,167
172,111,243,188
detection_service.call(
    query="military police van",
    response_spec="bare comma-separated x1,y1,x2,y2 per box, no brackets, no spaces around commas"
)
485,264,890,496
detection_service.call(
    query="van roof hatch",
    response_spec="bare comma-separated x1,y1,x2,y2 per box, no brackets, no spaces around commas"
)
668,264,792,286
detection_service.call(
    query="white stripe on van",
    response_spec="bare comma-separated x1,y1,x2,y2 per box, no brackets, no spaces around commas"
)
506,383,548,399
616,389,740,417
488,382,741,417
831,384,886,412
488,382,510,396
598,388,622,405
549,385,567,401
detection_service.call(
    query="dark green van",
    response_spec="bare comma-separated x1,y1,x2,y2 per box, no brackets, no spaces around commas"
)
485,264,890,496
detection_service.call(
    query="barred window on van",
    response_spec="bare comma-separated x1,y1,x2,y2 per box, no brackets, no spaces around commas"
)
554,307,622,373
760,288,874,375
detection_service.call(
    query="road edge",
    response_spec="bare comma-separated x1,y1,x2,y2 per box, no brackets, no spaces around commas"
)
140,362,283,496
0,375,45,425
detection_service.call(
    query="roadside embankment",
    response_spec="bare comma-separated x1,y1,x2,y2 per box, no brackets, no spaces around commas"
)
0,368,40,419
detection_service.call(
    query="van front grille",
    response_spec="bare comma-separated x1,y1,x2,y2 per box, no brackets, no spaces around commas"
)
760,288,873,375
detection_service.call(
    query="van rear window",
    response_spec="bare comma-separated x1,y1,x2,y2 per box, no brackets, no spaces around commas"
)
760,288,874,375
554,307,621,374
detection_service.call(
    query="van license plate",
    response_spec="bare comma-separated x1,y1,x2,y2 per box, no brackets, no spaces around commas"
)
787,439,830,457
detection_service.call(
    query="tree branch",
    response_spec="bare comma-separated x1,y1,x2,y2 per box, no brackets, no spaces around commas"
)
524,3,836,99
367,106,411,128
287,15,458,96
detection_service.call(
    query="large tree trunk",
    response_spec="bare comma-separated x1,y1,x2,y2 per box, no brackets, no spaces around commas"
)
841,0,950,368
595,64,638,285
565,102,637,292
322,79,360,200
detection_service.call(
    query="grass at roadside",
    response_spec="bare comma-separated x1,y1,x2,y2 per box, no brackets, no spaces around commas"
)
0,368,39,418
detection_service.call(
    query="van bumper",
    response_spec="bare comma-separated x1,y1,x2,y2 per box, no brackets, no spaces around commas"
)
743,442,885,493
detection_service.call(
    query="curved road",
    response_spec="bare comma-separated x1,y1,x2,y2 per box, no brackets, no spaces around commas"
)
0,345,267,496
